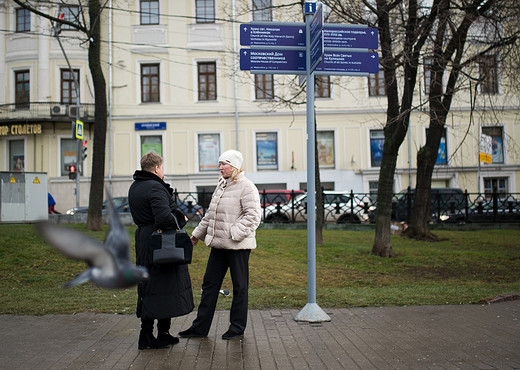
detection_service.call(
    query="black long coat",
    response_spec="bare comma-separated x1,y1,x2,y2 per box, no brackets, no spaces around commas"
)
128,170,194,320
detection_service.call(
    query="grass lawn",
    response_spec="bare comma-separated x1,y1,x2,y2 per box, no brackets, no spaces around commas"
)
0,224,518,315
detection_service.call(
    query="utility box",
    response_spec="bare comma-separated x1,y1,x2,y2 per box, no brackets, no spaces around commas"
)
0,172,48,222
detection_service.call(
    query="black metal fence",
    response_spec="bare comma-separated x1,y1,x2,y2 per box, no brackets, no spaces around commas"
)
172,189,520,224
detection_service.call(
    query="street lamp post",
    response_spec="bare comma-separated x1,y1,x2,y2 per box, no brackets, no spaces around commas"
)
53,15,81,208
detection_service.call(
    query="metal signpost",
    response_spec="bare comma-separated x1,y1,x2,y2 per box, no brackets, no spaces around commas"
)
240,1,379,322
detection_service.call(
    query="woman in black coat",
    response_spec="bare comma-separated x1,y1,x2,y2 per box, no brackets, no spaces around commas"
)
128,152,194,350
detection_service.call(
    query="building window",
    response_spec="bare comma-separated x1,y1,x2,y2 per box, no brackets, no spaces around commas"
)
317,131,334,168
15,70,30,109
196,0,215,23
484,178,507,197
253,0,272,21
315,75,331,98
61,69,79,104
61,138,78,176
198,62,216,101
478,55,499,95
16,8,30,32
140,135,163,157
426,128,447,165
368,68,385,96
370,130,384,167
482,126,504,164
369,181,378,202
256,132,278,170
10,140,25,172
255,74,274,100
141,63,160,103
198,133,220,171
140,0,159,25
59,6,80,30
423,57,432,95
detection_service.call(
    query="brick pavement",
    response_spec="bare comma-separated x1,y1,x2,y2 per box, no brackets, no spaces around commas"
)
0,301,519,369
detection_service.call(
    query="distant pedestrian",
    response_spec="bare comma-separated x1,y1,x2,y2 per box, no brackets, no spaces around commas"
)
179,150,261,340
48,193,60,214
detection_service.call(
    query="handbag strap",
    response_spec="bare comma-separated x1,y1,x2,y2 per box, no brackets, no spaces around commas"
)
171,213,181,230
156,213,182,233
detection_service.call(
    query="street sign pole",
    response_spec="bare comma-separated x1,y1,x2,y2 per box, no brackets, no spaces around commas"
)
294,2,331,324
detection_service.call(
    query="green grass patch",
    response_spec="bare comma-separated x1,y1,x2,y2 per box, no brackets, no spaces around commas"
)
0,225,518,315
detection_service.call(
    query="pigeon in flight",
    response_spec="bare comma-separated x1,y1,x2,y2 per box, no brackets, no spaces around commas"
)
37,191,149,289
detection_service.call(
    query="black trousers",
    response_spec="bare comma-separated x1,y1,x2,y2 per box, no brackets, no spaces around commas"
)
191,248,251,335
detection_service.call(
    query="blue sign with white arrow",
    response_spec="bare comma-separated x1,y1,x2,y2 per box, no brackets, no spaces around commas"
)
240,49,306,73
323,26,378,50
314,51,379,74
240,23,306,48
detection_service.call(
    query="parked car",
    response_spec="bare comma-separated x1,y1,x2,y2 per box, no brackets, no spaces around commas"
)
263,191,370,223
391,188,465,222
66,197,203,220
258,189,305,207
66,197,129,215
447,197,520,223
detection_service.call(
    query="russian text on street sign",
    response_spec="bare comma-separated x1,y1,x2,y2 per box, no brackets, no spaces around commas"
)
240,23,305,48
240,49,379,75
240,23,379,51
314,51,379,75
240,49,306,73
323,25,378,50
309,2,324,72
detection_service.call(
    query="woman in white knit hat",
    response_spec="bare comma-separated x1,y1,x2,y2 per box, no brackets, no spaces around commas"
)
179,149,261,340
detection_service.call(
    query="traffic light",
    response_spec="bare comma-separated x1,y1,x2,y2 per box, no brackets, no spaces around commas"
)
54,13,65,36
69,163,77,180
82,140,87,161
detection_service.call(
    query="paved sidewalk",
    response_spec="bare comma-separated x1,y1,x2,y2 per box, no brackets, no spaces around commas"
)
1,301,519,369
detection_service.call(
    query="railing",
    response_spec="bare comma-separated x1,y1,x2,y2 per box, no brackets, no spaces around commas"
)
0,102,95,123
172,189,520,224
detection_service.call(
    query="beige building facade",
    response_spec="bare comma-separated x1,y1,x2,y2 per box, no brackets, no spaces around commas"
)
1,1,519,212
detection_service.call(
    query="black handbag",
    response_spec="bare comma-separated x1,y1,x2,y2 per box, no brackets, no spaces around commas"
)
151,214,193,265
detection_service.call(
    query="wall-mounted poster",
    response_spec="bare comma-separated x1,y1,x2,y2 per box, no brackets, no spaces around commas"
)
317,131,335,168
256,132,277,170
370,130,384,167
199,133,220,171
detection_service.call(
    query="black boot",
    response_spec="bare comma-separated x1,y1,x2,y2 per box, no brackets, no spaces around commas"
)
157,318,180,346
138,319,170,350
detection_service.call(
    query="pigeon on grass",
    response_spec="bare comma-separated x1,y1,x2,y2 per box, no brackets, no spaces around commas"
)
37,191,149,289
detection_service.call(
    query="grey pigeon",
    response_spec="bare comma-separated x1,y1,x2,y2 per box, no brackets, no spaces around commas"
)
220,289,231,297
37,191,149,289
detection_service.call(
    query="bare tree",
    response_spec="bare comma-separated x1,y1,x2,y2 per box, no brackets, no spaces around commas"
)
408,0,520,239
14,0,108,231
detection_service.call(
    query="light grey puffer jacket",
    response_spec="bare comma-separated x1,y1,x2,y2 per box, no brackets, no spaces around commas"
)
192,172,261,250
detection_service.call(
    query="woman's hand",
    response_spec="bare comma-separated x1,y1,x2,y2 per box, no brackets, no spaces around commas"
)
190,236,199,246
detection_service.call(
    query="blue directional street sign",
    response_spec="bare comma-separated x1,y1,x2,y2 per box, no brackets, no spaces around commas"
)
323,25,378,50
240,48,306,73
314,51,379,75
309,3,323,44
310,33,324,72
240,23,305,48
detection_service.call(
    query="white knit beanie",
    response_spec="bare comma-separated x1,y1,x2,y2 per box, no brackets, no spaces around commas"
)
218,150,243,169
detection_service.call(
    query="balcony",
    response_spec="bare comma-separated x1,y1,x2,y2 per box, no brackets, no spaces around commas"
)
0,102,95,124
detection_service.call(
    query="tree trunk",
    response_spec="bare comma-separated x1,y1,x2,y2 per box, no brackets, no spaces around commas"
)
371,135,399,257
406,128,443,240
86,0,107,231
